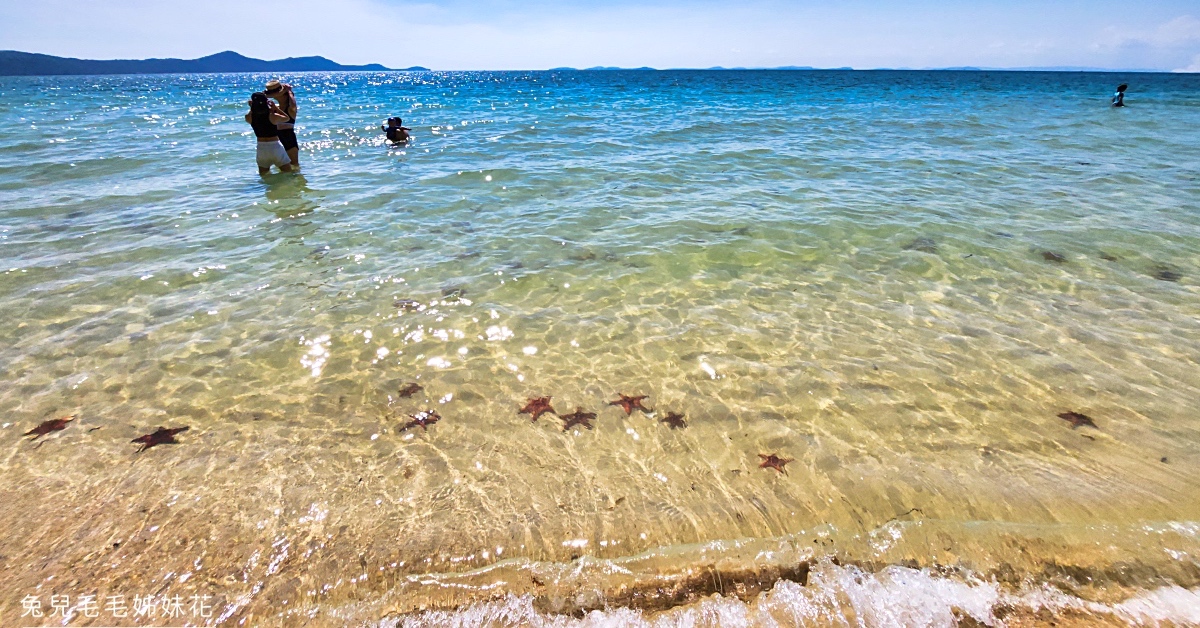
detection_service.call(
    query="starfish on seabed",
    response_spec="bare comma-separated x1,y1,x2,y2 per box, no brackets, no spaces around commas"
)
659,412,687,429
398,383,423,398
1058,411,1097,429
609,394,652,416
400,410,441,432
25,415,75,440
560,407,597,431
758,453,793,475
519,396,556,422
132,427,190,453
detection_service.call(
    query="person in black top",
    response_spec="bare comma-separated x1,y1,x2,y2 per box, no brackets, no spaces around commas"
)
265,80,300,168
382,117,411,144
1112,83,1127,108
245,92,294,175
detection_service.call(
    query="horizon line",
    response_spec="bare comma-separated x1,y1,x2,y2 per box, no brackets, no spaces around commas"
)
1,50,1193,75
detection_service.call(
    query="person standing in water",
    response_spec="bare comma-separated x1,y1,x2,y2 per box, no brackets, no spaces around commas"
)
381,117,411,144
245,92,293,175
1112,83,1127,107
265,79,300,168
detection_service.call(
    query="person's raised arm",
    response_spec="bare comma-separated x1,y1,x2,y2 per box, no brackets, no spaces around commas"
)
284,86,297,118
267,101,290,125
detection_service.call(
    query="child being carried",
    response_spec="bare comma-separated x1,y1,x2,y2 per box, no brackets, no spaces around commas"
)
382,117,412,144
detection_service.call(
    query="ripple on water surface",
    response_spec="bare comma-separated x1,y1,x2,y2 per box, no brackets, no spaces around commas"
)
0,70,1199,624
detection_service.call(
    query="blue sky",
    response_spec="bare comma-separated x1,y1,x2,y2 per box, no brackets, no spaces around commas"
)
2,0,1199,71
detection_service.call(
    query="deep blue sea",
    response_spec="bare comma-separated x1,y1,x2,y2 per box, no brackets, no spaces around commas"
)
1,70,1199,625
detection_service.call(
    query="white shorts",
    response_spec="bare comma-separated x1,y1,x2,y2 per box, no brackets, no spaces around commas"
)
256,141,291,169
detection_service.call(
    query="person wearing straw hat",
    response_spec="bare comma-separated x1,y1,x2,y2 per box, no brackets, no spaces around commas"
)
264,79,300,168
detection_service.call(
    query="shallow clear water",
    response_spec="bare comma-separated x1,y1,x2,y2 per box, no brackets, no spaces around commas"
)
1,70,1199,626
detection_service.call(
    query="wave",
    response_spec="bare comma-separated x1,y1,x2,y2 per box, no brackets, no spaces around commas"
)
358,518,1200,627
386,559,1200,627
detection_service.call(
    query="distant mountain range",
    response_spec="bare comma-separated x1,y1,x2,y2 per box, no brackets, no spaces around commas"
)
0,51,429,76
1,52,1169,76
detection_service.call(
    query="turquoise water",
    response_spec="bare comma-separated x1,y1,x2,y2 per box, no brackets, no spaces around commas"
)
1,70,1200,626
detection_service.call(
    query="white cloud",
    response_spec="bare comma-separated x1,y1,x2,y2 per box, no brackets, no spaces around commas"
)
2,1,1200,70
1153,15,1200,45
1097,14,1200,69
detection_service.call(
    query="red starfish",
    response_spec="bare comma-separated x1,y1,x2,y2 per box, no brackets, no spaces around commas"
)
1058,411,1097,429
609,394,652,416
659,412,687,429
398,383,423,398
132,427,189,453
25,415,75,440
400,410,441,432
560,407,597,431
759,453,793,475
519,396,556,422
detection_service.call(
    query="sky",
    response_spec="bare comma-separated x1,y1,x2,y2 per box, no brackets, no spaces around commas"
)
1,0,1199,71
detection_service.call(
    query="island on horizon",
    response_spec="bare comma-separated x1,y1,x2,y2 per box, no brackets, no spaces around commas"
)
0,50,430,76
1,50,1170,76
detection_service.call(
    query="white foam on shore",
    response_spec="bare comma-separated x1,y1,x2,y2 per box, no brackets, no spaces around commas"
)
384,561,1200,628
1114,585,1200,625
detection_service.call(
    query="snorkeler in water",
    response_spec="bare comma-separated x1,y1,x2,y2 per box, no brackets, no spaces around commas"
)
1112,83,1127,107
382,117,411,144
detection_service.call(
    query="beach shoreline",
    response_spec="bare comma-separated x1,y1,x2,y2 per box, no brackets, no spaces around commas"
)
2,70,1199,626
